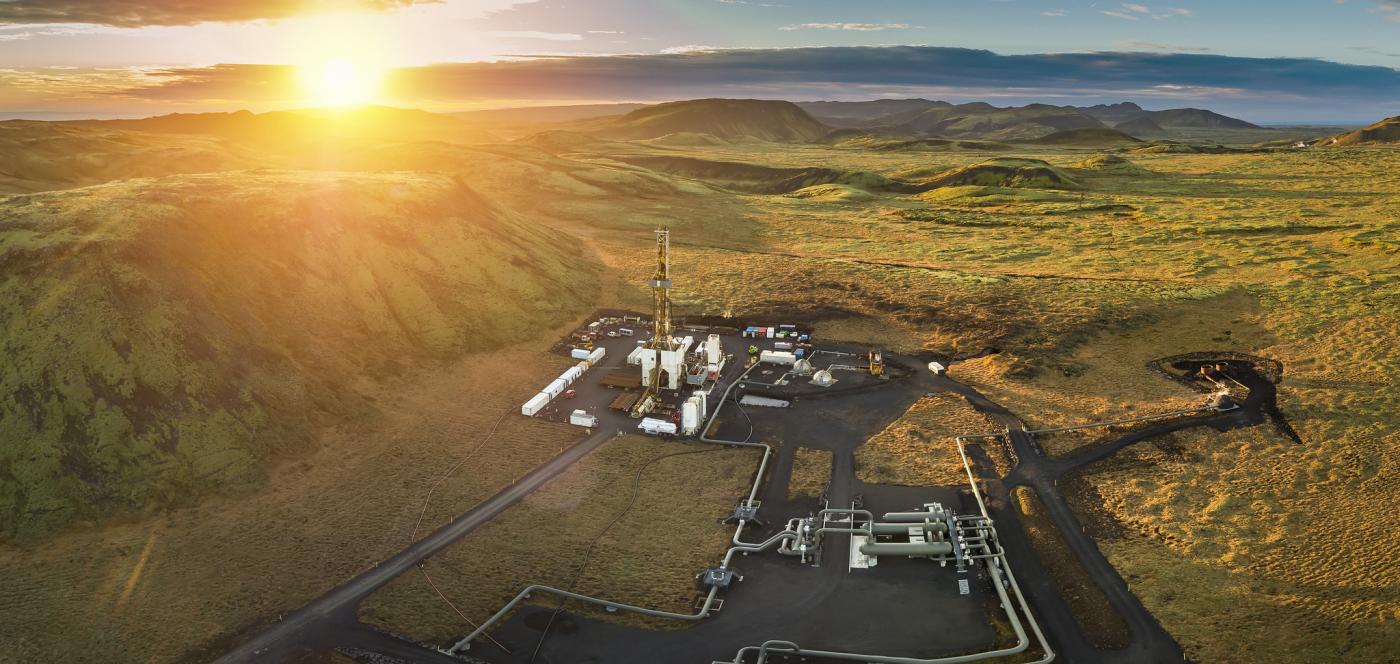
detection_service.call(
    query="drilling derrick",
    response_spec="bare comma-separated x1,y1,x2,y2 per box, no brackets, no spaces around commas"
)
632,229,679,418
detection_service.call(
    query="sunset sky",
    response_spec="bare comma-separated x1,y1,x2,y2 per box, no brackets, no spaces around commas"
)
1,0,1398,122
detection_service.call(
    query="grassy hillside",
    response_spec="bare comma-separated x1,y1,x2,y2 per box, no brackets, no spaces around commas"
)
0,121,267,195
0,171,596,539
589,98,832,142
1028,128,1143,146
874,102,1106,140
72,106,496,148
1319,116,1400,146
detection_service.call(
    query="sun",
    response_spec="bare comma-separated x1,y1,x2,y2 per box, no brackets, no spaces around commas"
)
299,57,380,108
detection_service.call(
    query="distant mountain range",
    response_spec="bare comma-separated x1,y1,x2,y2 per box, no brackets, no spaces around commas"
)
584,98,832,143
795,99,1260,140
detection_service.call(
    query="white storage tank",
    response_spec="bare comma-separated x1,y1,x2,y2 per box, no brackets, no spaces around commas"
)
521,393,549,417
759,350,797,366
681,399,700,435
569,409,599,428
570,348,591,360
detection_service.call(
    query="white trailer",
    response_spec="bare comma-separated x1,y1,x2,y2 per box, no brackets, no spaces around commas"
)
705,334,722,364
569,409,599,428
774,341,794,350
544,379,567,398
570,348,591,360
561,366,583,383
619,328,634,337
588,347,606,363
927,361,947,375
522,393,550,417
638,417,678,436
627,346,646,366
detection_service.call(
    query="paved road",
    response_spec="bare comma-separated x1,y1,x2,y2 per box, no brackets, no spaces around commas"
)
212,427,617,664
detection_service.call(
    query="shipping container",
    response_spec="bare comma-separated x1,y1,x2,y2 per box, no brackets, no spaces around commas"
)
627,346,646,366
562,366,583,383
521,393,550,417
588,347,606,363
570,348,591,360
569,409,599,427
774,341,794,350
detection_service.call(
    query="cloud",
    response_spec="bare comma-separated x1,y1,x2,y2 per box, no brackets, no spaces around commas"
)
11,45,1399,122
489,30,583,41
1117,40,1213,53
1102,3,1195,20
0,0,431,27
779,23,913,31
1042,10,1068,17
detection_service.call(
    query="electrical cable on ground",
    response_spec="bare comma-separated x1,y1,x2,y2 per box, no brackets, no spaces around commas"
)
528,445,733,663
408,408,514,654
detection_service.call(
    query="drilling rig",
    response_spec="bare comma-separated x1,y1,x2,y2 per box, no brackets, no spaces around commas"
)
631,229,680,418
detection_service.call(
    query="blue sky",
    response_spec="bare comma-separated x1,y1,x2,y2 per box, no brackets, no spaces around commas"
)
0,0,1396,122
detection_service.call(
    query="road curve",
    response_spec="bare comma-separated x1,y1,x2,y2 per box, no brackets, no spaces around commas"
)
212,427,616,664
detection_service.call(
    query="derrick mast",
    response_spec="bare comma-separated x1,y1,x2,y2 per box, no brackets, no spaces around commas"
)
632,228,681,418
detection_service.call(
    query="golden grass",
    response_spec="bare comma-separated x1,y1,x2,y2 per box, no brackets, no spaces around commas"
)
788,448,833,499
359,436,760,640
1074,424,1400,662
855,393,995,486
0,348,589,664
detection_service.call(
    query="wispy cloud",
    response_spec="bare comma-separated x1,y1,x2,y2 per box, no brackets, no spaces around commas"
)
0,0,428,27
1101,3,1196,20
489,30,584,41
779,23,915,31
1117,40,1213,53
1042,9,1068,17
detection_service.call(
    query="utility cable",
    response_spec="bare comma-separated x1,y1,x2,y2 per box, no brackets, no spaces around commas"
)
528,446,731,663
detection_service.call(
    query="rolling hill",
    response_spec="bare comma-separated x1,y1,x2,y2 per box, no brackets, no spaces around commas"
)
796,99,949,126
1076,102,1260,129
1318,116,1400,146
69,106,497,148
587,99,833,142
1114,116,1166,135
1029,128,1144,147
858,102,1108,141
0,171,596,538
0,121,268,195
